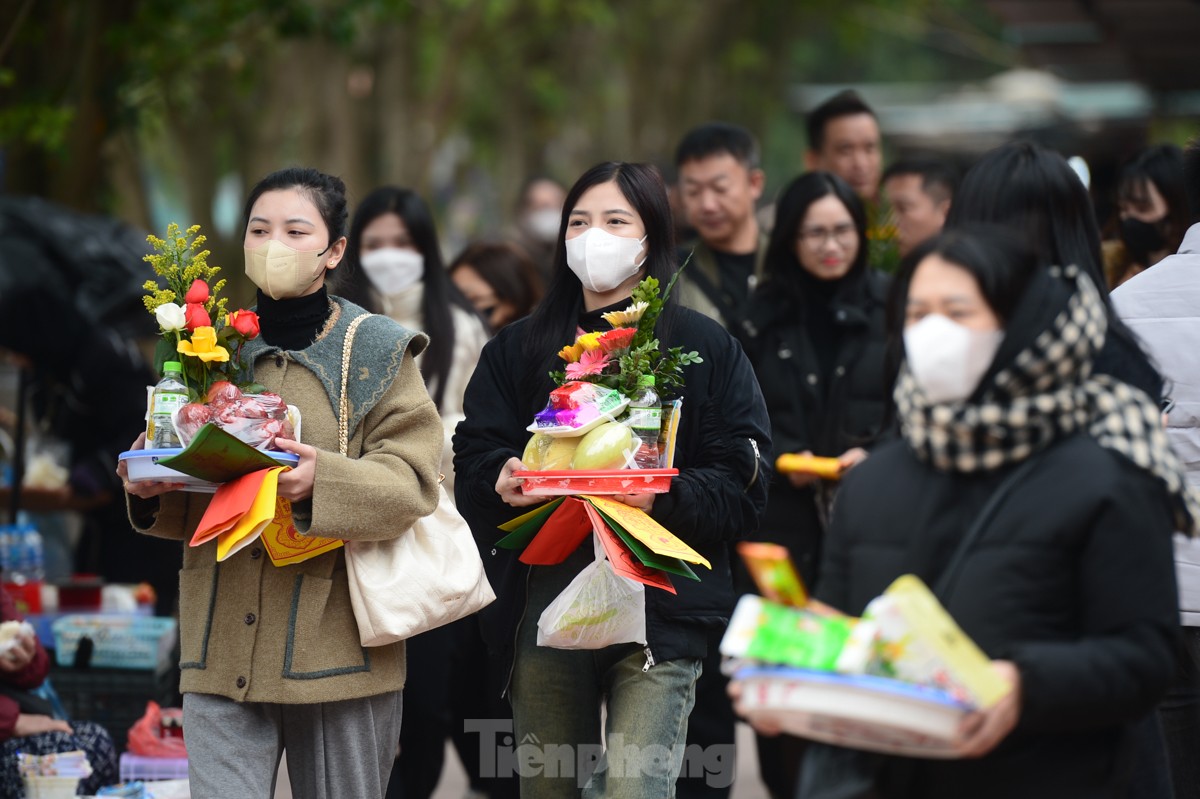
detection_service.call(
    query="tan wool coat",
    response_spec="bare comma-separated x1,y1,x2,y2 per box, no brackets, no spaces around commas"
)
129,299,444,704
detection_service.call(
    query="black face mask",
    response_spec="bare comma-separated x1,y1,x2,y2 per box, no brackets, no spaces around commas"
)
1120,216,1169,262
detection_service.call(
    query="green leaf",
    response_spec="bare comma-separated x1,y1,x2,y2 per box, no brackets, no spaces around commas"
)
152,336,176,377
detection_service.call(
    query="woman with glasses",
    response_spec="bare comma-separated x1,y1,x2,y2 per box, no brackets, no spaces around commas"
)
740,170,893,798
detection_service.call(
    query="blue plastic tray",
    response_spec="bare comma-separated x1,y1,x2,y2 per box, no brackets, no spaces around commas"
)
119,448,298,493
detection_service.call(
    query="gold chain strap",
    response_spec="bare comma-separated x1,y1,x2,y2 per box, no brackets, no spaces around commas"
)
338,313,373,457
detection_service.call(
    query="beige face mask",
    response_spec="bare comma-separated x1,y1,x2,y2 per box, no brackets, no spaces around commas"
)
244,239,330,300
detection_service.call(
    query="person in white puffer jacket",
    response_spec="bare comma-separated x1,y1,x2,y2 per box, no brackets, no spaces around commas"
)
1112,137,1200,799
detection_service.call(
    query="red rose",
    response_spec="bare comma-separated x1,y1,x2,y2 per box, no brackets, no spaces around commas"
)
228,309,260,338
184,303,211,331
598,327,636,353
184,280,210,305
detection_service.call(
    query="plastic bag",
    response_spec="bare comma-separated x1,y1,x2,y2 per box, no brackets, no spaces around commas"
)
173,397,299,450
537,536,646,649
126,702,187,758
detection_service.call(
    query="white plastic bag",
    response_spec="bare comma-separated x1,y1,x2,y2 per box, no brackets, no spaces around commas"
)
536,535,646,649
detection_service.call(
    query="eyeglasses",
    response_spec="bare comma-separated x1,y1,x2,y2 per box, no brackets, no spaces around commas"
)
798,224,858,250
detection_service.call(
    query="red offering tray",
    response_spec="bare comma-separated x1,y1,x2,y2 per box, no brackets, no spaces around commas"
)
514,468,678,496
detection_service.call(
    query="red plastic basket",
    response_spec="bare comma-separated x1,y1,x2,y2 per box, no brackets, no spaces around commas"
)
514,468,678,496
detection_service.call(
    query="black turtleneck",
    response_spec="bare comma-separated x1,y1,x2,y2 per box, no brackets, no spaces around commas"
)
256,286,332,351
577,297,629,332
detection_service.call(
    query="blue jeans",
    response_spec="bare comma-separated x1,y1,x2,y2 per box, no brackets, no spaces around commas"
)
511,547,702,799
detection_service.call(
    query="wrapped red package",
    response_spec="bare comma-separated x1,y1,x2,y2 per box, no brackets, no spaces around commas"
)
175,403,212,443
172,388,297,450
549,382,596,410
206,381,241,406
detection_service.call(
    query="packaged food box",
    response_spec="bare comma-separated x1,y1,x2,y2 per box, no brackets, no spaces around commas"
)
864,575,1009,709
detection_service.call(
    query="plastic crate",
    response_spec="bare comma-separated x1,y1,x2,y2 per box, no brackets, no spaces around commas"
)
119,753,189,782
51,615,177,671
50,666,177,753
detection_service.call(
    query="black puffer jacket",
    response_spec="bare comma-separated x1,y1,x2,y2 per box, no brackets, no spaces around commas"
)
811,435,1179,799
741,268,891,584
453,303,771,687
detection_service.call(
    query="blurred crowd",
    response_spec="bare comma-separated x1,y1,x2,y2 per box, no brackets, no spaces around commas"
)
2,84,1198,799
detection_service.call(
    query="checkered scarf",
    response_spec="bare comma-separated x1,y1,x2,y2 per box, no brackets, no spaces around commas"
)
896,264,1200,534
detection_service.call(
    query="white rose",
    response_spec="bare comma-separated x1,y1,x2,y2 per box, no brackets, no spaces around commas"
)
155,302,186,332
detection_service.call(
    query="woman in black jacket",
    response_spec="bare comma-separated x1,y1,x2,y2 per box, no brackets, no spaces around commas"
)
453,161,771,799
793,227,1193,799
743,171,891,588
742,172,892,799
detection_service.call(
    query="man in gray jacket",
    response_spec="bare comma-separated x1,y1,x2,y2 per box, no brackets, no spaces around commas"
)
1112,137,1200,799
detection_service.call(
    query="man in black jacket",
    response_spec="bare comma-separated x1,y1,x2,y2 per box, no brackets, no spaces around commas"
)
671,122,770,798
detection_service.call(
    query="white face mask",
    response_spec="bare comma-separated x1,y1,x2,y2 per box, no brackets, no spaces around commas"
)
359,248,425,296
525,208,562,243
244,239,329,301
565,228,647,293
903,314,1004,404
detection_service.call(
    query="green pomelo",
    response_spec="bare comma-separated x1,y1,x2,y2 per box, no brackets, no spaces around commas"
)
571,422,634,470
522,433,580,471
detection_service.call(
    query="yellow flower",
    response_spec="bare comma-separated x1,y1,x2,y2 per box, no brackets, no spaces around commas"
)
178,326,230,363
601,301,648,327
576,332,603,352
558,342,585,363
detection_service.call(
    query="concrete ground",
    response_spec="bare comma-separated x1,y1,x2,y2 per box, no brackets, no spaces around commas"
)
273,723,771,799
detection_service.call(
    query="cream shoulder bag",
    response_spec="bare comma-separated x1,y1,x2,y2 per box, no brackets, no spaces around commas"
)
340,313,495,646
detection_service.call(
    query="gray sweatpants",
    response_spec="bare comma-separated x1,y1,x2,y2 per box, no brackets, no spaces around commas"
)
183,690,403,799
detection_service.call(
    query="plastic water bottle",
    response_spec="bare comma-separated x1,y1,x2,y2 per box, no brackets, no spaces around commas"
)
21,524,43,583
148,361,188,449
0,525,14,576
2,523,41,584
2,522,43,613
628,375,662,469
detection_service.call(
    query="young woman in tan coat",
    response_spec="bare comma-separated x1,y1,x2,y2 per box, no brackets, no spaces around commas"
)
116,167,444,799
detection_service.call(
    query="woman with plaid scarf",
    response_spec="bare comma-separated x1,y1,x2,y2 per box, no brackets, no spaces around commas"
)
791,227,1196,799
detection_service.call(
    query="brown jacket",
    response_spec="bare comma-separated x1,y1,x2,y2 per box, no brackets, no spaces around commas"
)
129,300,443,704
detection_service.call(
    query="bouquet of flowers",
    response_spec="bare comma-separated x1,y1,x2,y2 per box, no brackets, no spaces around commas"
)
142,223,294,449
549,272,701,398
522,270,701,472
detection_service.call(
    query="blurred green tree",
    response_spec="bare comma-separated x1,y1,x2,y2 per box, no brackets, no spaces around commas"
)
1,0,1002,274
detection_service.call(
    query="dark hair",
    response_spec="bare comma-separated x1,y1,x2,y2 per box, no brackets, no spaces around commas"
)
523,162,678,374
1185,138,1200,224
945,141,1106,289
242,167,348,246
331,186,475,409
883,156,959,204
888,226,1038,336
674,122,761,170
945,140,1162,397
448,240,545,329
806,90,877,154
1118,144,1189,250
516,175,566,212
765,171,867,293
